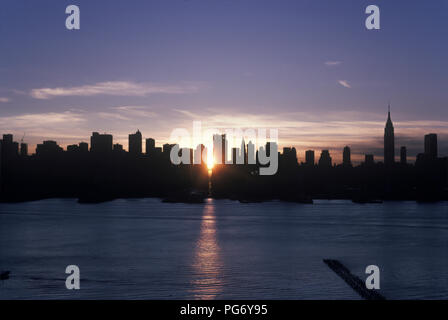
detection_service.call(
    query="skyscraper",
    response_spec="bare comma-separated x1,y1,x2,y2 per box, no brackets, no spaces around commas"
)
343,146,351,167
20,143,28,157
232,147,239,164
113,143,124,152
36,140,63,156
146,138,155,155
305,150,315,166
247,141,256,164
240,138,246,165
365,154,374,166
424,133,437,160
384,105,395,166
400,146,407,165
128,130,142,155
212,134,228,165
79,142,89,152
90,132,113,153
318,150,332,167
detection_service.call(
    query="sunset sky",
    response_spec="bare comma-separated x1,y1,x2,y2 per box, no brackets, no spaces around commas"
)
1,0,447,163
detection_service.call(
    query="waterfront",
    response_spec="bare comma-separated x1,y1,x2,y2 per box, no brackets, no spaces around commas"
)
0,198,447,299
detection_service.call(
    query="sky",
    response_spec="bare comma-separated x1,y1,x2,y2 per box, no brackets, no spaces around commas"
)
0,0,447,163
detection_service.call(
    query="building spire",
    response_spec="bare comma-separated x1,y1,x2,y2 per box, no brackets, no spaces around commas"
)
386,102,392,124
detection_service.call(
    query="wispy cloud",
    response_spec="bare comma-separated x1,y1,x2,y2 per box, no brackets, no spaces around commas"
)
30,81,201,99
0,97,10,103
338,80,351,88
97,106,158,121
171,108,448,161
325,61,342,66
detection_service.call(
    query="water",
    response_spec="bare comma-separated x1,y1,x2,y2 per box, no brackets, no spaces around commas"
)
0,198,448,299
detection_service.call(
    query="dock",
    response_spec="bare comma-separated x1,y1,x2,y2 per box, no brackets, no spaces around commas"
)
323,259,385,300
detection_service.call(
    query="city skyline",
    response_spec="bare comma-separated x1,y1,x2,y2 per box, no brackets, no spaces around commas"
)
0,109,442,166
1,1,447,162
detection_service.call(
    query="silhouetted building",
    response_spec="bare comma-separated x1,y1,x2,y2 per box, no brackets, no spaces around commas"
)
424,133,437,160
305,150,315,166
232,147,239,165
241,139,247,165
163,143,175,156
283,147,298,165
154,147,162,156
266,142,272,157
384,106,395,166
0,134,19,159
146,138,155,155
247,141,255,164
318,150,332,167
20,143,28,156
365,154,374,166
67,144,79,152
36,140,63,156
90,132,112,153
113,143,124,152
2,134,13,144
400,146,407,165
128,130,142,155
79,142,88,152
213,134,227,165
343,146,351,167
68,142,88,153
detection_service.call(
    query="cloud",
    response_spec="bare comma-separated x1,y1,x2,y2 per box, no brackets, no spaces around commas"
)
0,97,10,103
171,108,448,161
30,81,200,99
3,106,448,162
325,61,342,66
0,111,85,128
338,80,351,88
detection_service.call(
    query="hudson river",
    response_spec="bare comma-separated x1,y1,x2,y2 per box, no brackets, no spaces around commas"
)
1,199,447,299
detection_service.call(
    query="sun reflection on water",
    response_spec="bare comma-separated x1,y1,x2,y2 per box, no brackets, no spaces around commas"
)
191,198,223,299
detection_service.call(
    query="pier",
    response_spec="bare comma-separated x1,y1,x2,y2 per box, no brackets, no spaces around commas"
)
323,259,385,300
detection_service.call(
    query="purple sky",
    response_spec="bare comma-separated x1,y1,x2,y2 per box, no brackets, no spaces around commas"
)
1,0,447,163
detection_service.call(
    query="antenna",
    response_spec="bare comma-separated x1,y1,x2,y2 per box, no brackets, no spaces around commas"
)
20,132,25,143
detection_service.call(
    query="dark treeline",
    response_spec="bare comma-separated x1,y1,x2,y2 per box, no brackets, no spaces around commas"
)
0,136,447,204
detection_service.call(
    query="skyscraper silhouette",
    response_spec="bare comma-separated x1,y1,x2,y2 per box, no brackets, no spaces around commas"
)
305,150,315,166
318,150,332,167
20,143,28,157
146,138,155,155
424,133,437,160
400,146,407,165
90,132,113,153
343,146,351,167
241,138,247,165
128,130,142,155
365,154,374,166
384,105,395,166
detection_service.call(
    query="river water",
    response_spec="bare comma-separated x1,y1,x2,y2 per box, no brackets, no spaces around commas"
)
0,198,447,299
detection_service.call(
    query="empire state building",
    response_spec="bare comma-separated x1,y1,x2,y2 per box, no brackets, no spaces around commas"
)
384,105,395,166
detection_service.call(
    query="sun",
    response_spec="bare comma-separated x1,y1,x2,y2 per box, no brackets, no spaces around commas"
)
206,151,215,170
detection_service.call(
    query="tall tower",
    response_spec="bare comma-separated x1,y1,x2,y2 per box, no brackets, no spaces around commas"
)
384,105,395,166
400,146,407,165
128,130,142,155
424,133,437,160
342,146,351,167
